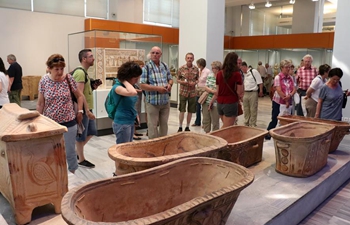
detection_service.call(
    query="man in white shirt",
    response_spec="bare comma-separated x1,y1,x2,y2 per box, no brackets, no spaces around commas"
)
242,61,264,127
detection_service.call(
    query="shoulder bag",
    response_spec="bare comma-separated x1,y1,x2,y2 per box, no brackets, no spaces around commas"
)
197,91,209,105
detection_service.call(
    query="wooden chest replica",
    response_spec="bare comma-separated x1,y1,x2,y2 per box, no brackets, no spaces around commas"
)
269,122,335,177
0,103,68,225
210,125,268,167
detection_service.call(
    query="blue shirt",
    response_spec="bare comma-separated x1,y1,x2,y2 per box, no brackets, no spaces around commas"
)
140,60,172,105
112,79,138,124
319,84,343,121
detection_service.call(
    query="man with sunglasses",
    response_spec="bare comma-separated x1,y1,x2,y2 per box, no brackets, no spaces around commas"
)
140,46,173,139
72,49,97,168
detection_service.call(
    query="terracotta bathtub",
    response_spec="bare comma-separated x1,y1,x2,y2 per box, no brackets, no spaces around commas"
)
278,115,350,153
108,132,228,175
210,125,268,167
61,157,254,225
270,122,335,177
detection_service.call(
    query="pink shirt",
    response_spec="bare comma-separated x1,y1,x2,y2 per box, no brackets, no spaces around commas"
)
273,72,295,105
198,67,210,87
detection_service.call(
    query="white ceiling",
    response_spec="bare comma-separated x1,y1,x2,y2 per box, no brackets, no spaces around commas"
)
225,0,337,17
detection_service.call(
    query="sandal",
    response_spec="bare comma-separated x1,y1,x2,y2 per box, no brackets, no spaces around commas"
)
133,136,141,140
135,133,143,136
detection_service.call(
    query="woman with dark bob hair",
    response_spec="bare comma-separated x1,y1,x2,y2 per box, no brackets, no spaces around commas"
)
315,67,344,121
110,61,142,175
0,57,9,109
37,54,85,173
215,52,243,128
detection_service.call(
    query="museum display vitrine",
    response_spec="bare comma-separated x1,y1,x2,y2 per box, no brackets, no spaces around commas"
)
68,30,162,134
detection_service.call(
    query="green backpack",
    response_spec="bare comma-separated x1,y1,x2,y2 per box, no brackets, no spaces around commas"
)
105,85,120,120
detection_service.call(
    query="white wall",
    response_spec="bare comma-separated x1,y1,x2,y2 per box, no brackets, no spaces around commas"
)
0,8,85,75
111,0,143,23
332,0,350,119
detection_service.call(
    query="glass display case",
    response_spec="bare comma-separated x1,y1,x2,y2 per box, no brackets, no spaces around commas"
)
68,30,162,89
168,45,179,106
68,30,162,134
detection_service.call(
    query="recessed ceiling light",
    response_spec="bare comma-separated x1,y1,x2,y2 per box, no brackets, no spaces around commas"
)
249,3,255,9
290,0,295,4
265,1,272,7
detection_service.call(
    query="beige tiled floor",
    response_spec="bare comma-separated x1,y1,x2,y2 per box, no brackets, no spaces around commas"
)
2,97,350,225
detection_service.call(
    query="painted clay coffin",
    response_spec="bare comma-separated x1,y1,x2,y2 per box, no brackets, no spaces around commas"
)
270,121,335,177
108,132,228,175
61,157,254,225
0,103,68,225
278,115,350,153
210,125,268,167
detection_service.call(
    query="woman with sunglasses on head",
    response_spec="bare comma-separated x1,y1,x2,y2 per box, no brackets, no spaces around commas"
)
265,59,296,140
37,54,84,174
0,57,9,109
110,61,142,176
304,64,331,118
315,68,344,121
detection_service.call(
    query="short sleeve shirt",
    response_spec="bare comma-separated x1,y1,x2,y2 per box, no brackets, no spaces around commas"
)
216,70,243,104
72,67,93,109
319,84,343,121
140,61,172,105
178,64,199,98
38,74,77,123
309,75,326,102
112,79,137,124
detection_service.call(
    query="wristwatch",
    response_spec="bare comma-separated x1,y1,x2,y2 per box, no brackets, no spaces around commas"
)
78,110,84,113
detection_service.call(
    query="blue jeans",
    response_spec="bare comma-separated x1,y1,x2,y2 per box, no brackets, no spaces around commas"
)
194,96,201,125
63,125,78,172
267,101,280,131
112,122,134,144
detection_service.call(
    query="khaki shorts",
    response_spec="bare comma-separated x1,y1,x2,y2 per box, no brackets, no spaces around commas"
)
179,95,196,113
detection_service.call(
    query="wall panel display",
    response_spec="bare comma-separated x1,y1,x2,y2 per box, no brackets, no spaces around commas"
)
89,48,145,88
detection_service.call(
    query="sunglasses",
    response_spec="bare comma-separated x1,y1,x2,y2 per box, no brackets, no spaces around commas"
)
151,52,160,55
52,57,65,63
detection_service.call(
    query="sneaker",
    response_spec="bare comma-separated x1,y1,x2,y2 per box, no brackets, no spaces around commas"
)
185,127,190,131
78,160,95,168
177,127,183,132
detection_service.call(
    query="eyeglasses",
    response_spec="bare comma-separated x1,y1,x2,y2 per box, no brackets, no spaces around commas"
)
52,57,65,63
151,52,160,55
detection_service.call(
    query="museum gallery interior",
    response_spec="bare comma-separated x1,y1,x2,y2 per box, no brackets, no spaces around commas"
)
1,0,350,224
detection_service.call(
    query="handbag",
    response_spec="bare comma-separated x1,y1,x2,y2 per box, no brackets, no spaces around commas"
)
223,78,243,116
343,91,347,109
198,91,209,105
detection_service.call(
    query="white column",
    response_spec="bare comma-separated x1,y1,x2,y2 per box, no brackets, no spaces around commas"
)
178,0,225,67
332,0,350,118
292,0,324,33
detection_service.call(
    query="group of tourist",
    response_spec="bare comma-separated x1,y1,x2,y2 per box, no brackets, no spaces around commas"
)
2,47,347,175
265,54,346,140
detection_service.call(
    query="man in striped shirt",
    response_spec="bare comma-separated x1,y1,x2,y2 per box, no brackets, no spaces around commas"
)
296,54,317,116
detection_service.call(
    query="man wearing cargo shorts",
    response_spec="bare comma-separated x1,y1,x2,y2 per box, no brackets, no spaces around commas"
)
177,53,199,132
